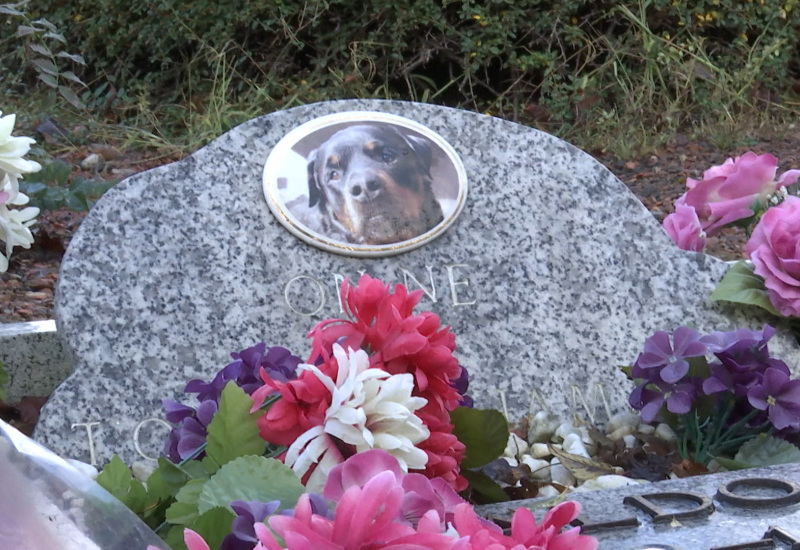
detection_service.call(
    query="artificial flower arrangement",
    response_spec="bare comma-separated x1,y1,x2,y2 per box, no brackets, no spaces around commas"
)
662,152,800,322
96,274,598,550
623,323,800,471
0,109,41,272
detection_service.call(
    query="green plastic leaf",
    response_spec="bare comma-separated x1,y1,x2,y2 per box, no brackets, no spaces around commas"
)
188,507,235,550
450,407,509,469
206,381,266,466
95,455,149,512
732,434,800,467
710,456,753,471
146,458,191,501
197,455,304,514
461,469,510,503
165,479,206,525
710,261,779,316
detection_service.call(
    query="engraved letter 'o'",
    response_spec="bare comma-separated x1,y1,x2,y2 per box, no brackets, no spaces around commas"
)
133,418,173,460
716,477,800,507
284,276,326,316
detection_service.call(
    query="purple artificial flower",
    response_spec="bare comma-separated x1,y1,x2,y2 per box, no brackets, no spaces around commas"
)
220,500,281,550
701,325,788,398
451,365,474,407
163,343,302,463
747,367,800,430
632,326,707,384
629,378,699,423
162,400,218,462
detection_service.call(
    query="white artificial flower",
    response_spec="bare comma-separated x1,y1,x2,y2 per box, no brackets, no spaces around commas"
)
0,112,42,272
0,111,42,187
285,344,430,491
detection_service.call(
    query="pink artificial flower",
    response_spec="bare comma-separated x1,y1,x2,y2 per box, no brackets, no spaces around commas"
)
662,203,706,252
746,195,800,317
307,274,468,490
679,152,800,235
255,472,459,549
323,449,466,527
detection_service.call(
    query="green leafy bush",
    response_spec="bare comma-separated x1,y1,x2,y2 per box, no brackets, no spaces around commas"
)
8,0,800,147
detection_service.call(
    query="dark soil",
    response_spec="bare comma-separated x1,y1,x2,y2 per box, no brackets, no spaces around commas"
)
2,128,799,324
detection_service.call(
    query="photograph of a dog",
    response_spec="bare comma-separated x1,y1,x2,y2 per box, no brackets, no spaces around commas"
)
267,117,463,250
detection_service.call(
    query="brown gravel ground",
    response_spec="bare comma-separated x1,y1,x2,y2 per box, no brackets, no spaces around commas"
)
2,127,799,324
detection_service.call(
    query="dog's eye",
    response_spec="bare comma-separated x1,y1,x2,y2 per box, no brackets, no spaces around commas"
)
380,149,397,163
329,170,341,181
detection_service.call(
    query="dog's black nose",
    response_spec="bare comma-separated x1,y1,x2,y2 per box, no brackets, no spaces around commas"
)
350,177,382,198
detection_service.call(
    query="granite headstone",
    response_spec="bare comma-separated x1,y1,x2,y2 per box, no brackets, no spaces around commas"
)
35,100,800,464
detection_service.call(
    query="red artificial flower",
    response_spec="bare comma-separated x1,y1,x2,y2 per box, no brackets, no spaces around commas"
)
251,366,332,446
307,274,468,489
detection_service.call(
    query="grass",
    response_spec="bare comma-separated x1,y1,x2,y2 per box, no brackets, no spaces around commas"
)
3,0,800,165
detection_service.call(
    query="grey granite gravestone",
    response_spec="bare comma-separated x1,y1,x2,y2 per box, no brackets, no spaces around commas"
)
34,99,800,465
477,463,800,549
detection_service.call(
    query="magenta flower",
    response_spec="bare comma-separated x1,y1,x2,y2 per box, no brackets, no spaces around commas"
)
746,195,800,317
632,326,707,384
747,367,800,430
663,203,707,252
679,152,800,235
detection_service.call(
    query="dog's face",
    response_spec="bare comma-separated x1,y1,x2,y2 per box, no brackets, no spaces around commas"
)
306,125,444,244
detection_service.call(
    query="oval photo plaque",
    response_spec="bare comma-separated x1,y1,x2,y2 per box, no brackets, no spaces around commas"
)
263,112,468,257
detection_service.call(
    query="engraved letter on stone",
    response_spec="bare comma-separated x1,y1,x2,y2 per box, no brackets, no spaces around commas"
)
133,418,173,461
71,421,100,465
445,263,476,306
623,492,714,523
284,275,326,316
400,266,437,303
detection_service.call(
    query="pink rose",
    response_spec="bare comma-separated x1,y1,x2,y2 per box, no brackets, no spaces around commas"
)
746,195,800,317
679,152,800,235
663,203,706,252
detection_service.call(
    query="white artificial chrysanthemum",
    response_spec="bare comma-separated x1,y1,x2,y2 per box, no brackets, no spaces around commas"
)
0,111,42,188
0,112,41,272
285,344,430,491
0,174,39,272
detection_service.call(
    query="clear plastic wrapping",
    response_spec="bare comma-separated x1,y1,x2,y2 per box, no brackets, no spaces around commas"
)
0,419,169,550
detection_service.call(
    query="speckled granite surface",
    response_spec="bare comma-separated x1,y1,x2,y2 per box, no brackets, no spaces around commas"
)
477,463,800,548
0,321,73,401
35,100,800,464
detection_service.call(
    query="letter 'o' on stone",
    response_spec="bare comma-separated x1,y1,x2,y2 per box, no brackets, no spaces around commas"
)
716,477,800,508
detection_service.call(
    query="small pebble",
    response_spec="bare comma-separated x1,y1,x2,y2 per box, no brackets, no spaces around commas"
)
655,423,678,442
80,153,105,172
608,425,635,441
131,461,155,483
562,433,590,458
606,411,640,434
637,423,655,435
623,434,637,448
550,458,576,487
575,475,648,492
528,411,560,443
520,455,551,481
530,442,551,458
504,433,529,458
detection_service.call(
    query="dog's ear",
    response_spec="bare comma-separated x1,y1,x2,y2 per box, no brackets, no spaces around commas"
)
405,135,433,174
307,151,323,208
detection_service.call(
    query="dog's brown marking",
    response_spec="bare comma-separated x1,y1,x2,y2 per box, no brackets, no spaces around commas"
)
306,125,444,245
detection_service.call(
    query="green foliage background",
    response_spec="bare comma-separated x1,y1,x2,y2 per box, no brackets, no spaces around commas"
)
3,0,800,149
